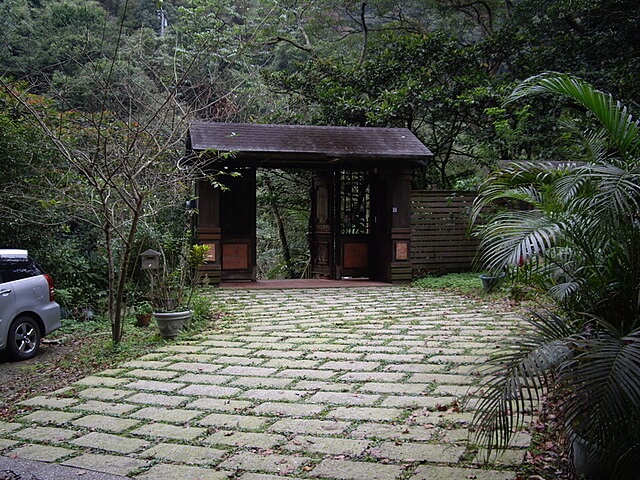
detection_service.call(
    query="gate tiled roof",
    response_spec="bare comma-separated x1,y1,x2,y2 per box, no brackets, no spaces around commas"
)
187,122,432,167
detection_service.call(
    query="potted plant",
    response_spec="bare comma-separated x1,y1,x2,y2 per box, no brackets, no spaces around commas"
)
133,300,153,327
150,244,209,339
470,73,640,479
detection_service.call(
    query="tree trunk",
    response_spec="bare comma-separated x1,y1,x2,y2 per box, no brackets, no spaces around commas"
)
263,175,295,278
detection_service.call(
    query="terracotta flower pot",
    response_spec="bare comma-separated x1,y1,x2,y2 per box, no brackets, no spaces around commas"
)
135,314,152,327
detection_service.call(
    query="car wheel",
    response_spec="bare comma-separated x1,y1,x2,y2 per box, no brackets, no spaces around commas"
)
6,316,41,361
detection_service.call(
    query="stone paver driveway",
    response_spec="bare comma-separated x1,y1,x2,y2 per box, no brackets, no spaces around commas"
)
0,286,527,479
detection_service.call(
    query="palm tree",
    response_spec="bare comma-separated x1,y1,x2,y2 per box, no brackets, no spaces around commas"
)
470,72,640,480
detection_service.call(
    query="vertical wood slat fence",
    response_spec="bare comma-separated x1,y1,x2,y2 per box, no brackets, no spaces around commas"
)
410,191,479,275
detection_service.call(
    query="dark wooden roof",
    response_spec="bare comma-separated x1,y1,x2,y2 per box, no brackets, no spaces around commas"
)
187,122,432,168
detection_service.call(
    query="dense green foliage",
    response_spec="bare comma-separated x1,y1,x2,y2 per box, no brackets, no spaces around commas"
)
471,73,640,478
0,0,638,342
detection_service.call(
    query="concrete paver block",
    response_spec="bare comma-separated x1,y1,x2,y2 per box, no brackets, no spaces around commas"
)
410,465,517,480
136,463,231,480
72,414,140,433
204,430,286,449
218,451,311,474
13,425,78,444
71,432,148,454
310,459,403,480
131,422,207,441
140,442,226,464
284,435,370,456
62,453,149,476
19,410,82,425
7,443,75,462
197,412,272,430
268,418,351,436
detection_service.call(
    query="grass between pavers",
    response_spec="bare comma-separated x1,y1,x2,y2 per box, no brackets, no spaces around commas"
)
0,286,529,479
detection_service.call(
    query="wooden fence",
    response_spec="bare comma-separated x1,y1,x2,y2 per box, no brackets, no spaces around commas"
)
410,190,479,275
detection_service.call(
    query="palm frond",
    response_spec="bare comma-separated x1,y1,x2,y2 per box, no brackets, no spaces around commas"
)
507,72,640,159
472,311,576,457
558,330,640,474
477,210,563,272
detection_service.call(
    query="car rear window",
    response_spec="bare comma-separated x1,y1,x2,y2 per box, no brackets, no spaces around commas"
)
0,257,44,282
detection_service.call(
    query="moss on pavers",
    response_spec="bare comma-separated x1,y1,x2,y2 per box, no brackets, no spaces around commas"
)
252,402,325,417
0,286,529,479
218,451,312,475
130,406,202,424
238,474,306,480
293,380,354,392
268,418,351,436
203,431,286,449
77,388,132,402
197,412,272,430
263,359,320,369
381,395,457,408
325,406,403,421
135,463,231,480
19,410,82,425
165,361,224,372
19,396,79,409
123,368,182,380
71,414,141,433
358,382,428,394
370,441,466,463
230,376,296,389
185,398,254,412
140,442,226,464
410,465,516,480
131,423,207,441
172,373,232,384
0,439,19,450
317,361,380,371
307,391,380,406
71,432,148,454
338,372,405,382
7,444,74,462
309,459,404,480
62,452,149,477
283,435,370,456
241,388,309,402
12,426,79,444
178,384,242,397
350,423,435,442
276,369,337,380
73,376,130,388
70,400,139,416
124,379,187,392
125,392,190,407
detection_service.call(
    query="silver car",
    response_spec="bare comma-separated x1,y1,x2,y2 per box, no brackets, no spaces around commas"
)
0,250,61,361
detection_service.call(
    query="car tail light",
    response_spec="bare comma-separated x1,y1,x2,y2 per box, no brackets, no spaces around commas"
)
44,274,55,302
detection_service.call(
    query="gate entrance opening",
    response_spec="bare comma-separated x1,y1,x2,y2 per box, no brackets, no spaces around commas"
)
187,122,432,285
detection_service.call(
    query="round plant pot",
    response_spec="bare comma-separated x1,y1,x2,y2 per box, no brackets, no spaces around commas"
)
571,433,640,480
135,314,152,327
479,273,505,293
153,310,192,339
